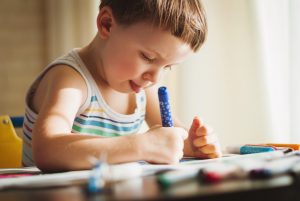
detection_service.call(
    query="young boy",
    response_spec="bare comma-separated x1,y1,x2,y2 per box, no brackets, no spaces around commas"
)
22,0,221,171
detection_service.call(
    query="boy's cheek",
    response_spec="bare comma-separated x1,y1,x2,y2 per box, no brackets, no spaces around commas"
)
110,60,140,78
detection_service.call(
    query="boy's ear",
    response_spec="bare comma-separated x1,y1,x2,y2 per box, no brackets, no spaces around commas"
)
97,7,116,39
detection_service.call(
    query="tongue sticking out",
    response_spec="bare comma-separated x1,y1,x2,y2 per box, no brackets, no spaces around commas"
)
130,81,141,93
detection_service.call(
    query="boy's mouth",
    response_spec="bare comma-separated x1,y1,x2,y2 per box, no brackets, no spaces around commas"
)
129,80,141,93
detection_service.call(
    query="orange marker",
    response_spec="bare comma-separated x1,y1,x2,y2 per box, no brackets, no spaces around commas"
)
262,143,300,150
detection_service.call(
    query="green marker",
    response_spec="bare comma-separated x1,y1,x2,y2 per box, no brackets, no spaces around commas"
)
157,169,198,188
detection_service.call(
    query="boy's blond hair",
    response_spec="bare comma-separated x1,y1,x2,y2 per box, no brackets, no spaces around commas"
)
100,0,207,52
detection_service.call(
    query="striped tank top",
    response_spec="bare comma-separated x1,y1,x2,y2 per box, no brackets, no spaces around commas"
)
22,49,146,166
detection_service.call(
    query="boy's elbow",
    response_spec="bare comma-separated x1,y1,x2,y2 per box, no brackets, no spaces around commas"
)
33,143,57,172
34,157,52,173
34,149,71,172
32,139,68,172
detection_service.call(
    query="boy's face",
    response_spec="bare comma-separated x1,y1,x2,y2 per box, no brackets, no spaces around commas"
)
99,21,193,93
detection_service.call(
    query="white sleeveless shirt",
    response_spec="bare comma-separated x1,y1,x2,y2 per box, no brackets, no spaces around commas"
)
22,49,146,166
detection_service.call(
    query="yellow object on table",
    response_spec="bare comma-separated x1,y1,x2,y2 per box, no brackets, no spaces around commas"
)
262,143,300,150
0,115,23,168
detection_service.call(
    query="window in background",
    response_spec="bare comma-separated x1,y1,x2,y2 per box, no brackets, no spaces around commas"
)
174,0,300,147
0,0,98,117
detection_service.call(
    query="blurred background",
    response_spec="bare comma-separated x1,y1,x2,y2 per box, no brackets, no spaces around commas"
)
0,0,299,148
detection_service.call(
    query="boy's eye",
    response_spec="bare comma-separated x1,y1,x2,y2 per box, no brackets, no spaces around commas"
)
141,52,155,63
164,65,172,71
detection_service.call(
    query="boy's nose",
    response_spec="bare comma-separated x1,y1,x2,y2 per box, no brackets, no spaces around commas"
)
142,69,162,84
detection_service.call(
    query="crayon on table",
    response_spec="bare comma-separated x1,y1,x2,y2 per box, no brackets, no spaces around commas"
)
247,144,293,154
226,145,276,154
198,162,247,184
87,162,142,193
262,143,300,150
158,86,173,127
87,161,106,193
157,169,199,188
250,155,300,179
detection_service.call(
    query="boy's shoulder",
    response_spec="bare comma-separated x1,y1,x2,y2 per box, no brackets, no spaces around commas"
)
31,64,88,113
43,64,86,89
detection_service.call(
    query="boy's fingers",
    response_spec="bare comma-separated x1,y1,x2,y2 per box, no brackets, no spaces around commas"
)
207,152,222,159
195,125,214,136
197,143,222,155
193,135,218,147
189,116,200,134
198,144,218,154
193,148,222,159
196,116,205,127
192,134,222,158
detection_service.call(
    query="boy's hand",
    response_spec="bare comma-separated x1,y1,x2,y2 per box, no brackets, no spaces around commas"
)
142,125,188,164
188,117,222,158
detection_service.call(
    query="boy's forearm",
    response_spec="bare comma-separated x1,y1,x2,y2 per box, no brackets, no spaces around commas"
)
33,133,144,172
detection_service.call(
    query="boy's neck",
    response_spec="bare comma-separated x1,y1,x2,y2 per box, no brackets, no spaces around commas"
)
78,35,108,89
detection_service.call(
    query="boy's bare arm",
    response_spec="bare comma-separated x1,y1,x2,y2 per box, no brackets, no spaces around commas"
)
32,67,142,171
32,68,187,171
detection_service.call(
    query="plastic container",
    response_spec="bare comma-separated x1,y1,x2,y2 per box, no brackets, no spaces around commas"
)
0,115,23,168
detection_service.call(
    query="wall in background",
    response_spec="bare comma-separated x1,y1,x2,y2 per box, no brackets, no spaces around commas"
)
45,0,98,61
175,0,300,148
290,0,300,142
0,0,98,117
0,0,46,116
176,0,269,148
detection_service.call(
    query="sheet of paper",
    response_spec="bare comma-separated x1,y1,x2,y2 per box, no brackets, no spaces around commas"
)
0,167,40,174
0,170,91,190
0,151,285,190
141,151,285,175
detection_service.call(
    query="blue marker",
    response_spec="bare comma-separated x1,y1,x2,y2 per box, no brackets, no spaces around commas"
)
158,86,173,127
226,145,276,155
87,162,105,193
87,153,107,193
